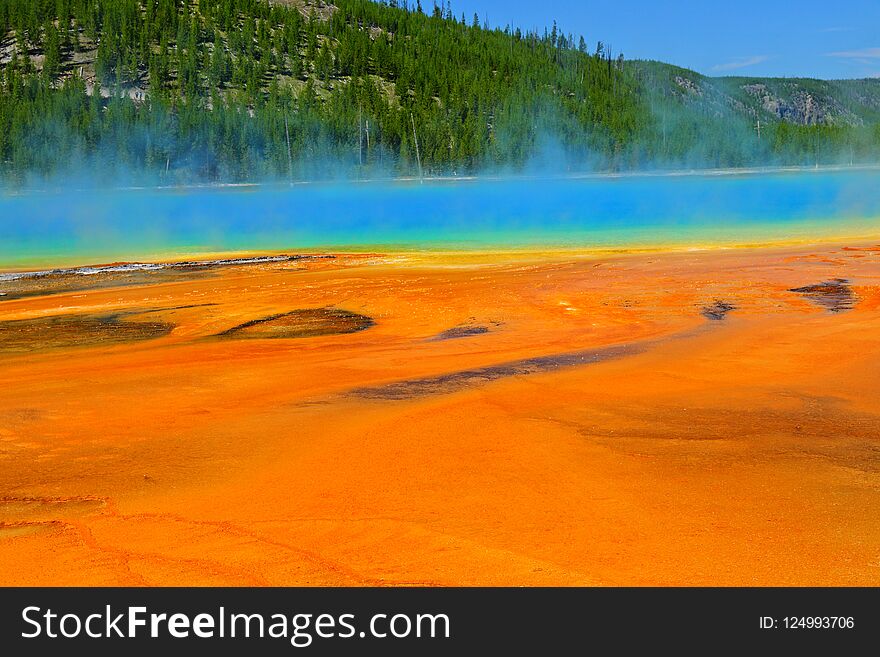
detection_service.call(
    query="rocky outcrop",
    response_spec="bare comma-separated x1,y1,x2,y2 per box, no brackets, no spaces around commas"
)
740,83,864,126
640,61,880,128
267,0,337,21
674,75,703,96
743,84,825,125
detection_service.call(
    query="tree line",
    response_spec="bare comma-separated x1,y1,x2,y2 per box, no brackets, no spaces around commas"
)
1,0,878,184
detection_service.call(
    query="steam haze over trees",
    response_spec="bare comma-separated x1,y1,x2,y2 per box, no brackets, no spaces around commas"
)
1,0,880,184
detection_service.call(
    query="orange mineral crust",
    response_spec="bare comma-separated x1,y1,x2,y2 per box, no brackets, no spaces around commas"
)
2,244,880,586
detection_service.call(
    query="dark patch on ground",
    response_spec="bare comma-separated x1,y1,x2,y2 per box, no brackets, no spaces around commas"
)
0,495,106,514
1,408,44,423
0,269,214,302
789,278,857,312
431,325,491,341
2,254,327,282
350,341,646,401
0,521,65,538
702,300,736,321
123,303,217,316
0,497,107,534
566,394,880,473
0,255,332,302
0,312,173,354
218,308,374,340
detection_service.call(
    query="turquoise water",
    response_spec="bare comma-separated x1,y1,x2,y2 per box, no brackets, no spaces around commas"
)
2,168,880,269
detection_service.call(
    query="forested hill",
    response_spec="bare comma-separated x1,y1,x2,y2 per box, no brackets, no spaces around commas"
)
2,0,880,184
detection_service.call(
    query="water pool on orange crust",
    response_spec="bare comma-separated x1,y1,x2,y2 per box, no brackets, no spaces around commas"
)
2,244,880,586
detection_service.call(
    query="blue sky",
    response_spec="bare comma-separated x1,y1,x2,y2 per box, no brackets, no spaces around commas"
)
444,0,880,79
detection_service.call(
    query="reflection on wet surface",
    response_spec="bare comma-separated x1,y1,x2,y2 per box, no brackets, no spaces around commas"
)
789,279,857,312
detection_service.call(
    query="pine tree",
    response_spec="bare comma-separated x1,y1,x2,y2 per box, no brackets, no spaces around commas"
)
43,21,61,81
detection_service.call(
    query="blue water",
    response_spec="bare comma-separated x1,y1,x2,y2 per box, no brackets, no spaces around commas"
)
2,168,880,268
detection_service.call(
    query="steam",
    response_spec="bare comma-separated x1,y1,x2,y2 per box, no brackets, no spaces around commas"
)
3,5,880,271
3,167,880,271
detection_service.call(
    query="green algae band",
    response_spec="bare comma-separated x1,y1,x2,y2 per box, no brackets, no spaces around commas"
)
219,308,374,340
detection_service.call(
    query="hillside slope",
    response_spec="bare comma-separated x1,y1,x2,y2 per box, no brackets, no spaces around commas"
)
635,61,880,127
1,0,879,183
